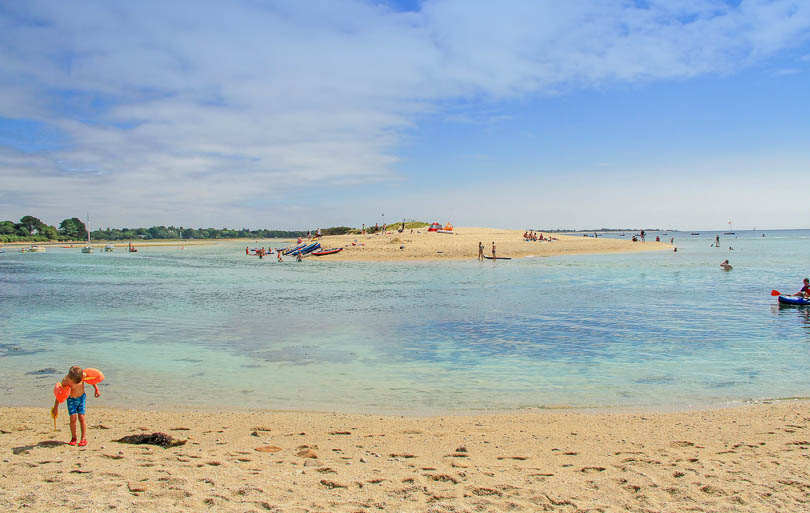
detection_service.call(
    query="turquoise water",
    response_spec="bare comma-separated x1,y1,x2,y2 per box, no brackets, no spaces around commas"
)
2,230,809,413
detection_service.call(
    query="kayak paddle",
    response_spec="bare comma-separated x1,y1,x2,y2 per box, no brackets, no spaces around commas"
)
771,290,782,296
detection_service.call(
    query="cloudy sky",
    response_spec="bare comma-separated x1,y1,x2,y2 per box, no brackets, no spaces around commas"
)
1,0,809,230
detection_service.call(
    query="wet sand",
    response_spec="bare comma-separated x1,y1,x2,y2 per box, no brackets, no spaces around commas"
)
3,401,809,512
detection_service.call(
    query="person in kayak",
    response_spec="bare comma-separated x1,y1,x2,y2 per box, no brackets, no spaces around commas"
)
795,278,810,298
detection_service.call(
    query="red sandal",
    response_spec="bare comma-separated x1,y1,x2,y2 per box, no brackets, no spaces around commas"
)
68,439,77,446
78,440,88,447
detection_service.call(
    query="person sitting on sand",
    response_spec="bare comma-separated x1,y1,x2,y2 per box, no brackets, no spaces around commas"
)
795,278,810,298
720,259,732,271
52,366,100,447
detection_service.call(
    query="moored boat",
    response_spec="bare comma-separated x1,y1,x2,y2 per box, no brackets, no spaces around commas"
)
82,215,93,253
312,248,343,256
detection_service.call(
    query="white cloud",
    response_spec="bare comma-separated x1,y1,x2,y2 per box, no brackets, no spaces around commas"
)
1,0,809,227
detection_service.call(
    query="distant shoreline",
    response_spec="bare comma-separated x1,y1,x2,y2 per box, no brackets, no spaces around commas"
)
3,228,672,260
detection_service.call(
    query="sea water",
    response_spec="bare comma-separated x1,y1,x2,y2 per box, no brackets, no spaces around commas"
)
1,230,809,413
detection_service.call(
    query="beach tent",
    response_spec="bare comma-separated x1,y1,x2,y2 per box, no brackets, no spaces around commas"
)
428,222,442,232
443,223,454,231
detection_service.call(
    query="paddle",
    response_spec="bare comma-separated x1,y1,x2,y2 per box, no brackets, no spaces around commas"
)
771,290,783,296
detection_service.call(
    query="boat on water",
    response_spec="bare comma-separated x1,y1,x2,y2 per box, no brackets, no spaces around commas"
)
81,215,93,253
104,245,115,252
724,221,735,235
128,242,138,252
483,255,511,260
24,245,46,253
312,248,343,256
778,296,810,306
690,232,700,235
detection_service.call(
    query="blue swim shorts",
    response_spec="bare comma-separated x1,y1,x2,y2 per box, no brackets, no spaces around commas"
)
67,393,86,415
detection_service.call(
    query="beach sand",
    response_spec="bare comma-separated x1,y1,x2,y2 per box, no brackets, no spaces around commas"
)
308,227,669,261
3,401,809,512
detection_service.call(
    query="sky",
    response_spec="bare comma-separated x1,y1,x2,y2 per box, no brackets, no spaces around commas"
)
1,0,809,230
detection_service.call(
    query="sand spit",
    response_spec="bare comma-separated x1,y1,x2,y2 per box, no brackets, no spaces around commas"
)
2,402,809,512
309,227,669,261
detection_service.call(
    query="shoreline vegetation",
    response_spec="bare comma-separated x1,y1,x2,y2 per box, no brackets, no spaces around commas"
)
1,214,669,244
3,215,670,260
4,226,670,260
3,401,808,511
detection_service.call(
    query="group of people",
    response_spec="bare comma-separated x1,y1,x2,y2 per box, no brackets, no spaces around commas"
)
522,231,544,241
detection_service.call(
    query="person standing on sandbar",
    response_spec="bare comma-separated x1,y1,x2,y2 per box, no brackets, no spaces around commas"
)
491,241,496,259
478,241,484,261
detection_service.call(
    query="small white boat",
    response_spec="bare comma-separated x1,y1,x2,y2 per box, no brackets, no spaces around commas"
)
82,215,93,253
22,246,46,253
104,245,114,252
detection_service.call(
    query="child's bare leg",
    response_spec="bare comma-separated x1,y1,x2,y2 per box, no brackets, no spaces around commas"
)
78,414,87,442
69,414,78,442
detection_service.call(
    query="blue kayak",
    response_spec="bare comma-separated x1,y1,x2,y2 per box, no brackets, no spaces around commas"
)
778,295,810,306
290,242,321,256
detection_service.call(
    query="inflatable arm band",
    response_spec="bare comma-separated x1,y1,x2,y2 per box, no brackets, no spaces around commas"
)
82,368,105,385
53,383,70,403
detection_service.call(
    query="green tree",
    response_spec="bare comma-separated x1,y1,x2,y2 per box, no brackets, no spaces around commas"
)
0,221,15,235
59,218,87,240
40,225,59,240
19,215,45,235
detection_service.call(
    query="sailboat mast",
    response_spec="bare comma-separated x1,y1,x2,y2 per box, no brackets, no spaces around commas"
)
86,215,90,244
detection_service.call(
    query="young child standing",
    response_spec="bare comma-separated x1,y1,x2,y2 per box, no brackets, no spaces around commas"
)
51,366,100,446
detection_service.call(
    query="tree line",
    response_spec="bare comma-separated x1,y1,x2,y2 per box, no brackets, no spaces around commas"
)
1,215,432,243
1,216,88,242
0,215,309,242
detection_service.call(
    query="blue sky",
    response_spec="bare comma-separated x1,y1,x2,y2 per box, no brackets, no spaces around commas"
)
1,0,809,230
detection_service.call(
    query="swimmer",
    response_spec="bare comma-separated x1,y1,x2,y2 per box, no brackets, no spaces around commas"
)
720,259,733,271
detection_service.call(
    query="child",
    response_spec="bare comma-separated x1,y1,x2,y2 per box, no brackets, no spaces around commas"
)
51,366,100,446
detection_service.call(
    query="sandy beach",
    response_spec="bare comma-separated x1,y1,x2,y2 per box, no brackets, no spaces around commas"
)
305,227,669,261
3,401,809,512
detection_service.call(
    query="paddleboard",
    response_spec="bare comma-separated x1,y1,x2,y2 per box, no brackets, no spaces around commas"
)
483,255,511,260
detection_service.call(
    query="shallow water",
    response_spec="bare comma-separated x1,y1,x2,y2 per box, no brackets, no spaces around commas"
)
2,230,809,413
